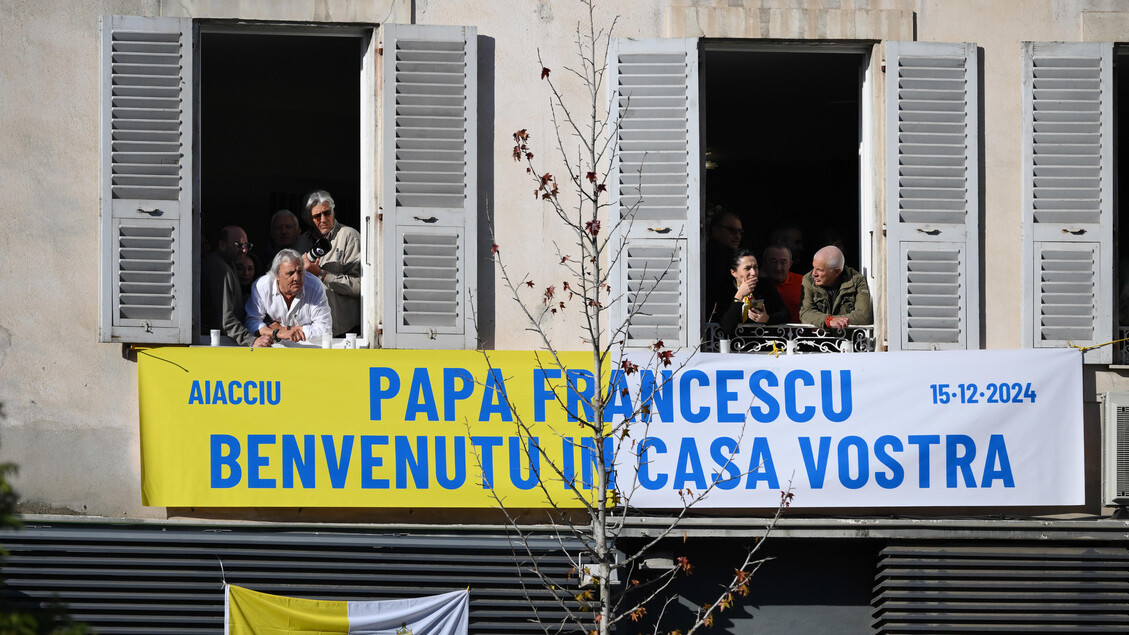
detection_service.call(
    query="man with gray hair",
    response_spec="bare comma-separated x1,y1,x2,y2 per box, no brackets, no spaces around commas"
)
245,249,332,344
800,245,872,329
296,190,361,336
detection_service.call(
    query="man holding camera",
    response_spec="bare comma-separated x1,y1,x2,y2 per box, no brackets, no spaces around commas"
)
296,190,361,336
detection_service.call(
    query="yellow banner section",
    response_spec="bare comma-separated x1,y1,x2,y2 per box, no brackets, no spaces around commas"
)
139,348,600,507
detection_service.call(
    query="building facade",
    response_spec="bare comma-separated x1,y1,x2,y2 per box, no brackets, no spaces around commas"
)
2,0,1129,632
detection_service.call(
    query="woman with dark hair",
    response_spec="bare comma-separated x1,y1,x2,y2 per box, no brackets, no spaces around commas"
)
719,248,789,338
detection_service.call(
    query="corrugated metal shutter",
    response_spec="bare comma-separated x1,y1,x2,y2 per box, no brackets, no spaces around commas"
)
607,37,701,349
884,41,979,351
380,24,477,350
1021,42,1113,363
0,522,581,634
872,545,1129,633
99,16,194,344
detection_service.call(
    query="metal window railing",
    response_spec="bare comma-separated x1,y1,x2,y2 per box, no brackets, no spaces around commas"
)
703,322,876,354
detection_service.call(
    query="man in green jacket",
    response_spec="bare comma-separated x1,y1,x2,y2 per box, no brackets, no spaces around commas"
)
800,245,872,329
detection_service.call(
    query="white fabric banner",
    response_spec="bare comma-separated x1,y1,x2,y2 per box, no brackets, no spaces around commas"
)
225,585,469,635
611,348,1084,508
348,590,469,635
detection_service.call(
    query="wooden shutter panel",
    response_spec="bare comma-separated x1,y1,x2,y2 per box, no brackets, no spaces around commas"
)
884,41,979,351
380,24,477,349
607,38,700,349
1021,42,1113,363
623,239,686,343
99,15,193,344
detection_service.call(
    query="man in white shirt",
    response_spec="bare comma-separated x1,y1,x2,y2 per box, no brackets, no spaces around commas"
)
245,249,333,344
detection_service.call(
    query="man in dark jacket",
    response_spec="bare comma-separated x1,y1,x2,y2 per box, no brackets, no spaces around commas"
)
202,225,270,346
800,245,872,329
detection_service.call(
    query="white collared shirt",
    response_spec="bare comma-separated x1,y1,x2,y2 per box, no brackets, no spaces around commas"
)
245,271,332,338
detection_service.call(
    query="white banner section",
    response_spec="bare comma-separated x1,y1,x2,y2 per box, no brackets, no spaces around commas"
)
613,348,1083,508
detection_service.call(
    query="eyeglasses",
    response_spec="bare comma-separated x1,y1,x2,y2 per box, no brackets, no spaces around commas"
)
311,210,333,220
720,225,744,236
234,241,253,251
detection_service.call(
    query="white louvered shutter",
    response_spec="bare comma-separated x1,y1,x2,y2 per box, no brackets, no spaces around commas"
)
99,16,193,344
884,41,979,351
380,24,477,349
607,38,700,349
1021,42,1113,363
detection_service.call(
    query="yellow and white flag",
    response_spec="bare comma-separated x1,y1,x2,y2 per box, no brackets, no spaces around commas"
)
224,585,469,635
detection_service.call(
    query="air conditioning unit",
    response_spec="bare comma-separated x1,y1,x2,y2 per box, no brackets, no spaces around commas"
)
1099,391,1129,507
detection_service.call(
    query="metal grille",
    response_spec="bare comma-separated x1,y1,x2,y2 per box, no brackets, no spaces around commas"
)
873,545,1129,633
109,29,184,201
1,521,580,634
1117,406,1129,498
893,53,970,225
614,52,691,223
392,38,468,210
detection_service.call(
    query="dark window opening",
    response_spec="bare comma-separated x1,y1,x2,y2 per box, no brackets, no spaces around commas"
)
702,47,865,315
199,31,362,262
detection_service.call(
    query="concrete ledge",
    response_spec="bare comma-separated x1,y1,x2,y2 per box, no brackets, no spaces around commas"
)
15,514,1129,542
668,6,913,40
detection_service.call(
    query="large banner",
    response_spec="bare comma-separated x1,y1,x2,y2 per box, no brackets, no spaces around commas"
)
138,347,1084,508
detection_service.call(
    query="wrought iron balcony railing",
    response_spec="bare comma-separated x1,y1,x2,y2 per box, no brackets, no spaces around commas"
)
703,322,876,354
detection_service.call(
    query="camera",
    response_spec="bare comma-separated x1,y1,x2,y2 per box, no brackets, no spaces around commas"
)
305,234,331,261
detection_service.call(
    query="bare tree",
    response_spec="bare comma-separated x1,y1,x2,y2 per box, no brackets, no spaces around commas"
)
479,3,790,634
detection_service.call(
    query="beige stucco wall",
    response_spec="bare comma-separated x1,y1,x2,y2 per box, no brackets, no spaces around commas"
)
1,0,1126,518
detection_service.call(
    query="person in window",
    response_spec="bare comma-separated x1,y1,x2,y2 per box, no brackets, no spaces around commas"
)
762,243,802,323
800,245,873,329
246,249,332,344
719,249,789,338
296,190,361,336
201,225,269,347
704,209,745,324
234,252,259,297
768,222,807,275
261,209,301,263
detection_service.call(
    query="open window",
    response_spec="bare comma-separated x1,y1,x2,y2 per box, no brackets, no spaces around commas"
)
98,17,478,349
607,37,981,351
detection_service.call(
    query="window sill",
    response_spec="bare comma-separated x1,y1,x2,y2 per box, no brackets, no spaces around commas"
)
196,334,371,349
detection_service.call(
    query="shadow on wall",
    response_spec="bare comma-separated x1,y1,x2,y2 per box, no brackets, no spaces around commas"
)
476,35,497,349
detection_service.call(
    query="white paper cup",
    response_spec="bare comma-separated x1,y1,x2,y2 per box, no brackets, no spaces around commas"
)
719,339,731,354
209,329,221,347
321,332,332,349
345,333,357,349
